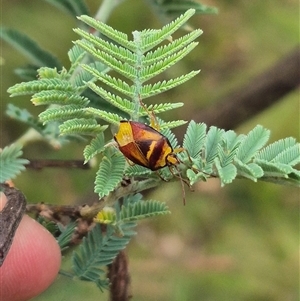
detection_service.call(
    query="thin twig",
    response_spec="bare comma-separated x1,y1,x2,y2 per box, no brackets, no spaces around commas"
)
26,159,90,170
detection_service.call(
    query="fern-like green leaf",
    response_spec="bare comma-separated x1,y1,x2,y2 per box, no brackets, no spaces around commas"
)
222,130,244,150
83,133,105,163
140,71,200,98
77,15,134,51
84,107,122,125
94,151,126,198
72,225,108,287
81,65,134,97
217,146,235,168
68,44,86,66
217,131,242,168
39,105,87,123
79,62,111,90
74,28,137,65
86,82,134,114
144,30,202,65
0,144,29,182
78,46,136,81
260,170,300,186
8,78,75,97
38,66,69,80
234,159,264,181
139,9,196,52
214,158,237,186
255,137,297,161
273,144,300,165
72,223,136,289
256,137,300,166
73,10,202,127
160,126,179,149
31,91,89,106
125,164,153,177
59,118,106,136
186,168,208,185
159,120,187,131
237,125,270,163
255,159,294,178
120,200,170,221
57,222,77,251
183,121,206,158
140,42,198,82
36,217,58,236
145,102,184,115
205,126,223,164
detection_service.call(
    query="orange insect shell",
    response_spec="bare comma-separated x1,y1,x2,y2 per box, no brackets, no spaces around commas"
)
114,120,179,171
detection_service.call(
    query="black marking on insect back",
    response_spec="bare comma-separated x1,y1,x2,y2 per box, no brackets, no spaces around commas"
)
136,139,152,158
149,138,167,170
121,143,149,168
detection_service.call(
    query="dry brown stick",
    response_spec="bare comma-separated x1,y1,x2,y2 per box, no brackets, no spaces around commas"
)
108,251,132,301
26,159,90,170
193,46,300,130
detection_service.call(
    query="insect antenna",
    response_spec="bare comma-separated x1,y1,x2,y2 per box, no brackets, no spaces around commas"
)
168,165,188,206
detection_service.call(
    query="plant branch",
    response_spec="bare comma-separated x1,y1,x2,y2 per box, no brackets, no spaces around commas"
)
25,177,159,220
94,0,125,24
193,46,300,129
26,159,90,170
108,250,131,301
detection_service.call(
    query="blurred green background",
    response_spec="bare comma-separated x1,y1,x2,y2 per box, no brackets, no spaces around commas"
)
1,0,299,300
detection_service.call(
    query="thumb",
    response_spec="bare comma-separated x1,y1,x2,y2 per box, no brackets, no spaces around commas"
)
0,192,61,301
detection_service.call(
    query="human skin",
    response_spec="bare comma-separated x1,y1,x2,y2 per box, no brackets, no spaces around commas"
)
0,193,61,301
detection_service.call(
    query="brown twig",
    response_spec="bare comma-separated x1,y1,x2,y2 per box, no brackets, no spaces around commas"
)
108,250,132,301
26,159,90,170
193,47,300,129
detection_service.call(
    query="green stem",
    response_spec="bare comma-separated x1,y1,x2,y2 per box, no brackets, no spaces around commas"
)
14,128,43,147
132,30,144,121
134,177,161,192
94,0,126,23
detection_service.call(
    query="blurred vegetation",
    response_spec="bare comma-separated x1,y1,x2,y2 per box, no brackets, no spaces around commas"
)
1,0,299,300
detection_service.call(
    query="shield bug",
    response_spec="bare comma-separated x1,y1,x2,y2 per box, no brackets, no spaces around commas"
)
114,120,190,204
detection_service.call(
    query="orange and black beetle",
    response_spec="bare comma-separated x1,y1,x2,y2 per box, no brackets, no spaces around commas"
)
114,120,180,171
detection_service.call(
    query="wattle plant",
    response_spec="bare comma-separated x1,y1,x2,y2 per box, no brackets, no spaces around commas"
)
1,7,299,291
